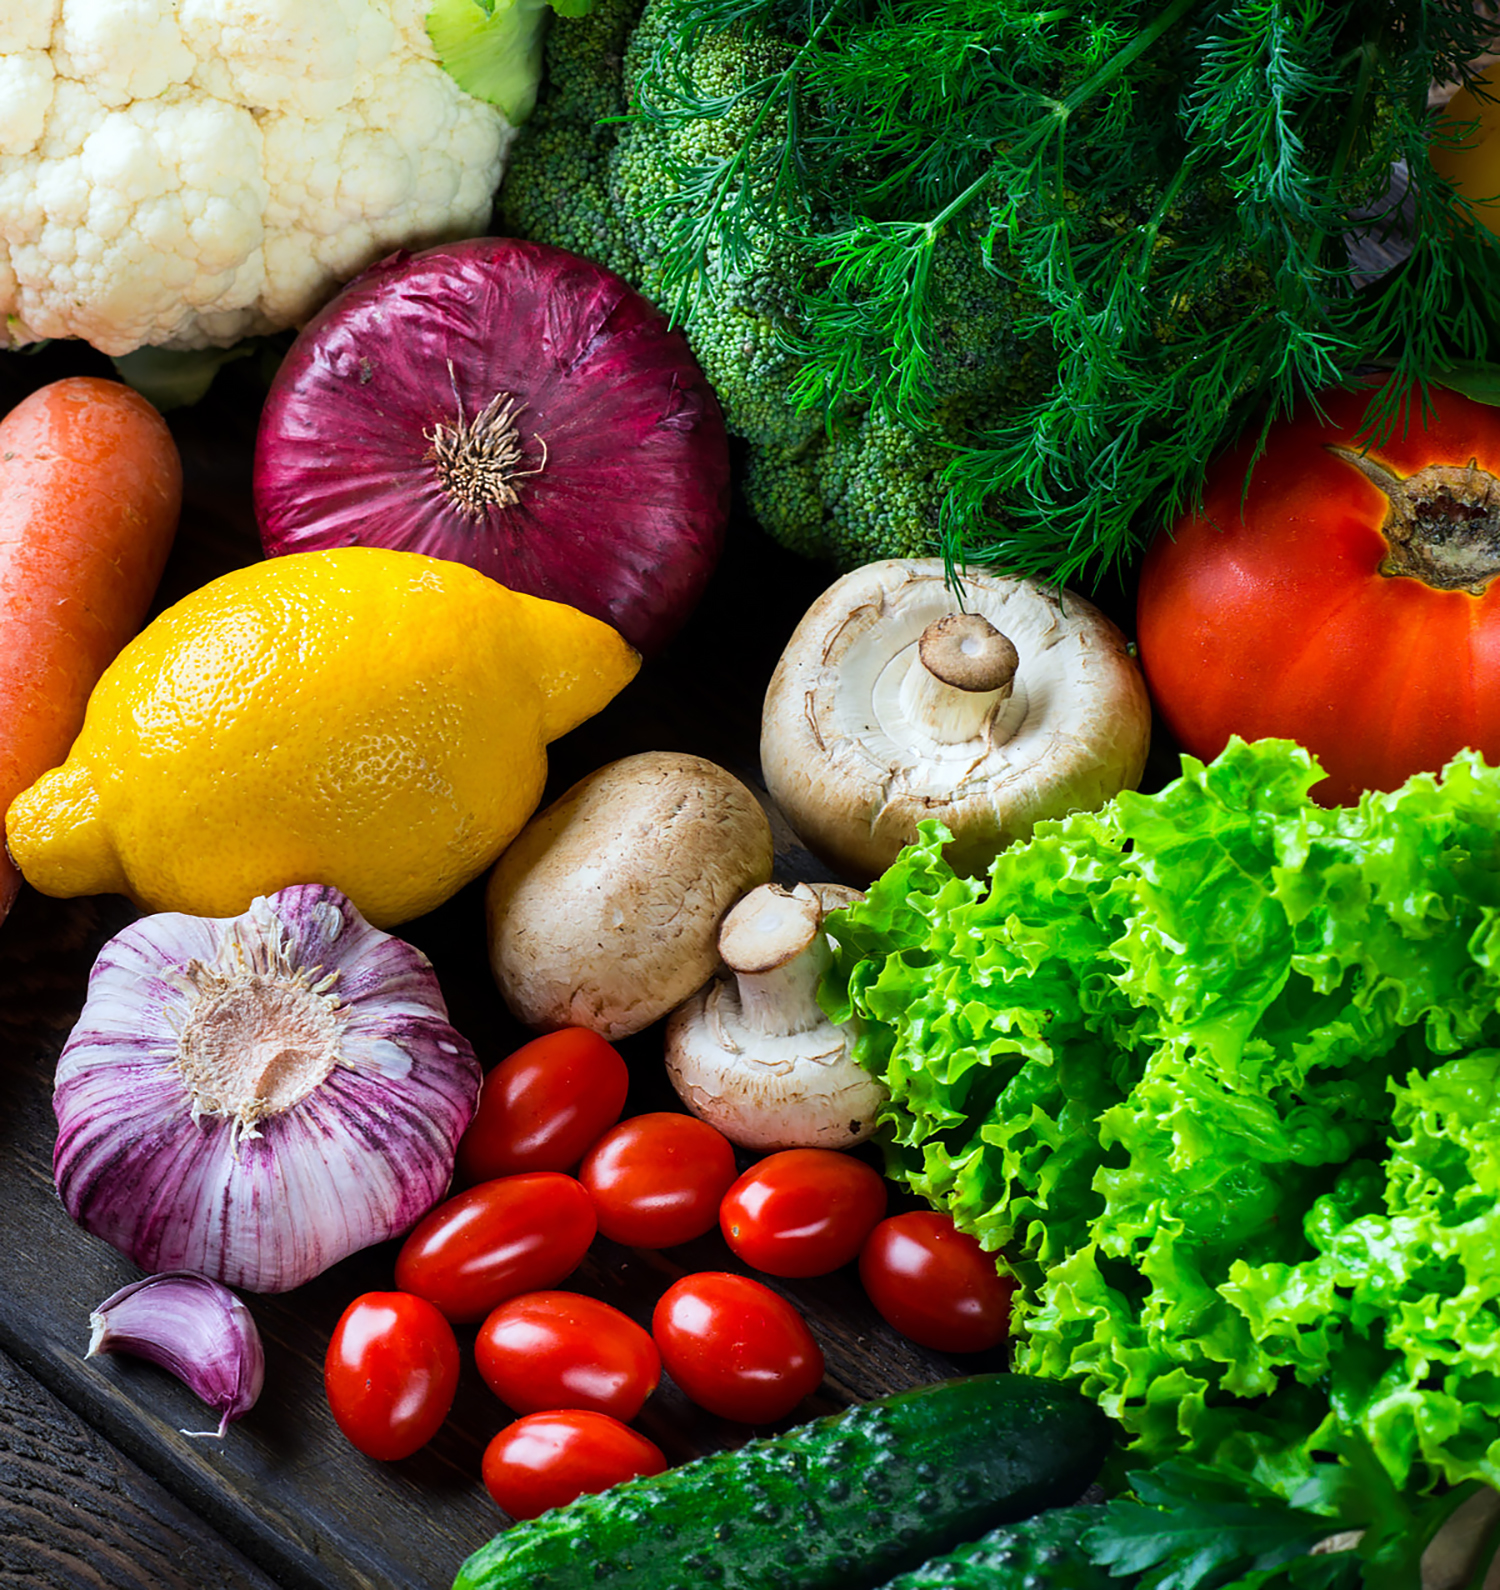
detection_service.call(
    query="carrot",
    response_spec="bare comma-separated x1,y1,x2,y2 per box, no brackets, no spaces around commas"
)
0,377,182,926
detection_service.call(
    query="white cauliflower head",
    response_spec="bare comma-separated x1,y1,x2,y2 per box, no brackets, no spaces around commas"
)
0,0,516,354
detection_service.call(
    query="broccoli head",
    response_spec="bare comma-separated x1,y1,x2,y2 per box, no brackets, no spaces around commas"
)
498,0,1500,584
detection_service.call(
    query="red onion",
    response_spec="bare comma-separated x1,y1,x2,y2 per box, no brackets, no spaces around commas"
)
252,238,730,657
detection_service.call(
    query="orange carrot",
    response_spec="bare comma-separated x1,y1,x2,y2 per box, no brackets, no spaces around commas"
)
0,377,182,926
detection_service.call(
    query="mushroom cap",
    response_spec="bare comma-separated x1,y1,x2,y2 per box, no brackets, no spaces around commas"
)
760,558,1151,882
664,995,884,1152
664,878,880,1150
485,751,774,1039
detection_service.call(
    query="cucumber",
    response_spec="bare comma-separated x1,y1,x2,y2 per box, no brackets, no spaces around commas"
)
870,1506,1119,1589
453,1374,1113,1590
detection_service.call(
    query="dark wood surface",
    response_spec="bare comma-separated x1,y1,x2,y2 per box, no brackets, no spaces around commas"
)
0,344,1042,1590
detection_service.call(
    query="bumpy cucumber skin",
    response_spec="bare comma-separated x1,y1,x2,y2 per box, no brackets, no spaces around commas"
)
452,1374,1112,1590
871,1506,1117,1589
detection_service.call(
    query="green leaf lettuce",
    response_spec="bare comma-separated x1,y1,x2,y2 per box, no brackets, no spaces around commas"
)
822,738,1500,1500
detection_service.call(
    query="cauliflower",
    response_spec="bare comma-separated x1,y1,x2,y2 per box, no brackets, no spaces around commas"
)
0,0,517,355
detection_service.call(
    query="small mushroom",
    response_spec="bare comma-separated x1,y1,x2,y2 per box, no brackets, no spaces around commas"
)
760,558,1151,881
664,880,887,1150
485,752,774,1039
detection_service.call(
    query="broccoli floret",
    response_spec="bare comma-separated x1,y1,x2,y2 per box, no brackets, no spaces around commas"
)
495,0,643,277
744,412,950,565
497,0,1499,582
499,0,1049,567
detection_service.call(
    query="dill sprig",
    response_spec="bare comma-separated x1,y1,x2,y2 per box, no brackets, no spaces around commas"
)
625,0,1500,585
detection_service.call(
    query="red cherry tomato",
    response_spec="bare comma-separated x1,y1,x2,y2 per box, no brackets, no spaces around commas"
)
481,1409,667,1520
652,1271,824,1423
1137,375,1500,806
324,1291,459,1462
579,1112,738,1248
456,1027,630,1184
476,1291,661,1421
394,1172,596,1323
719,1149,888,1278
859,1211,1013,1354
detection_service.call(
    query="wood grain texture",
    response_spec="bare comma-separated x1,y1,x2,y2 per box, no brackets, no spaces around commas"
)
0,1343,279,1590
0,345,1007,1590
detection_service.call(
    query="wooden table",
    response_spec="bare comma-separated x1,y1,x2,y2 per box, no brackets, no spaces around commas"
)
0,341,1118,1590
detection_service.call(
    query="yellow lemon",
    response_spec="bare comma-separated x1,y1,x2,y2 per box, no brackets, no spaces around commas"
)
6,548,639,928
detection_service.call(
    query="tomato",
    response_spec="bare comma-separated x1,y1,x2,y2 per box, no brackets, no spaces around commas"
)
652,1271,824,1423
719,1149,888,1278
475,1291,661,1421
1136,375,1500,806
1430,75,1500,238
858,1211,1013,1354
481,1409,667,1520
579,1112,738,1248
324,1291,459,1462
393,1172,597,1323
455,1027,630,1185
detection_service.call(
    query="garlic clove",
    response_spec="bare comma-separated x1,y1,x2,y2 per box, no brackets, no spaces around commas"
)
54,884,482,1293
88,1270,265,1438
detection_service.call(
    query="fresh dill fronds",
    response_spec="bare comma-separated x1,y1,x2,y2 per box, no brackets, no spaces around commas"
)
502,0,1500,582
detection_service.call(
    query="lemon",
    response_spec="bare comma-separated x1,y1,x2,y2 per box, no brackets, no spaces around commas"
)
6,548,640,928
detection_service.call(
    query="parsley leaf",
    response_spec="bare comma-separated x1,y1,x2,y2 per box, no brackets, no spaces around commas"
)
1083,1463,1339,1590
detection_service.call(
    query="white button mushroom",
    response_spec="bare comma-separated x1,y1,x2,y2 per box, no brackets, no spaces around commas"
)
760,558,1152,881
664,880,887,1150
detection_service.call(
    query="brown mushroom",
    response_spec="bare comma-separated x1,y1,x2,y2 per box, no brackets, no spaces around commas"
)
484,752,774,1038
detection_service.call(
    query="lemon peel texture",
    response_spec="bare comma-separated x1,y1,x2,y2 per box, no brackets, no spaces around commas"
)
6,547,640,928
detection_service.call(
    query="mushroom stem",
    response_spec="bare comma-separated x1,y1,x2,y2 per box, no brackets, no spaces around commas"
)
717,883,829,1040
900,613,1019,744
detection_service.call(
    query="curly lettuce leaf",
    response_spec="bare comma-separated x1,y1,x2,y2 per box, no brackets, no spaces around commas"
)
822,737,1500,1500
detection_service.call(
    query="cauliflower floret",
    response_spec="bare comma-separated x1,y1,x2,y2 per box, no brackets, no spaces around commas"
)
0,0,516,354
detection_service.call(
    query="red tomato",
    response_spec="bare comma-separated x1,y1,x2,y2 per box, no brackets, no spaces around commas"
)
652,1271,824,1423
456,1027,630,1184
858,1211,1013,1354
324,1291,459,1462
476,1291,661,1421
720,1149,888,1278
481,1409,667,1520
394,1172,596,1323
1137,375,1500,806
579,1112,738,1248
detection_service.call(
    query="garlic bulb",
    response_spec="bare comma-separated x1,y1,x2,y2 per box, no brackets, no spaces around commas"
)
53,885,481,1293
88,1271,264,1438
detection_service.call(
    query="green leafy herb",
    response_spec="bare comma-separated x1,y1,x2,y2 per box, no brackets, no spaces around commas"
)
820,739,1500,1511
500,0,1500,585
1083,1463,1344,1590
1082,1447,1492,1590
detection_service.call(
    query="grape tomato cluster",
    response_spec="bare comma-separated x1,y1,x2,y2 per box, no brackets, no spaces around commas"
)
323,1025,1015,1518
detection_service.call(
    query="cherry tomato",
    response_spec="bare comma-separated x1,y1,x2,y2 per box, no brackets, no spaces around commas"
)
456,1027,630,1184
1137,376,1500,806
481,1409,667,1520
719,1149,888,1278
579,1112,738,1248
652,1271,824,1423
394,1172,596,1323
476,1291,661,1421
858,1211,1013,1354
324,1291,459,1462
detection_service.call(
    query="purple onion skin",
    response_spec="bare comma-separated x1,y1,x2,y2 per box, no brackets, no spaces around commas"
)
252,237,730,657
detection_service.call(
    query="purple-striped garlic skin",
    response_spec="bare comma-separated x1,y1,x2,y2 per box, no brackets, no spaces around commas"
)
53,884,481,1294
88,1270,265,1437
